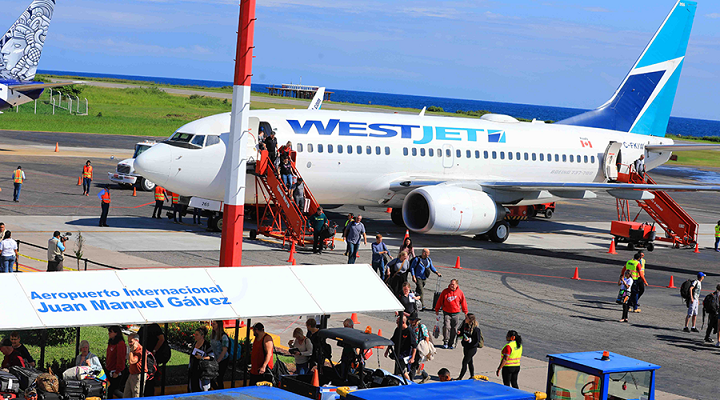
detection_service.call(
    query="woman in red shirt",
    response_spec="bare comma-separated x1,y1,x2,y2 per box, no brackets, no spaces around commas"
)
105,326,127,399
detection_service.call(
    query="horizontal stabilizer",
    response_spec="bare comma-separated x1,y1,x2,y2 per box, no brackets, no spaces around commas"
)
645,144,720,152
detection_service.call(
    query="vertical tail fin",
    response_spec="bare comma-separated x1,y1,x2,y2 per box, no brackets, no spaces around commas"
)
557,0,697,137
0,0,56,82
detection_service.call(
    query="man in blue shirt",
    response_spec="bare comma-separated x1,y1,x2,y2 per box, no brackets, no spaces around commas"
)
410,248,442,310
345,215,367,264
311,207,328,254
371,234,389,279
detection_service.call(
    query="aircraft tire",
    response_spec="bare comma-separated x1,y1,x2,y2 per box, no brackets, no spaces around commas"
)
138,177,156,192
391,208,405,227
249,229,257,240
489,221,510,243
544,209,554,219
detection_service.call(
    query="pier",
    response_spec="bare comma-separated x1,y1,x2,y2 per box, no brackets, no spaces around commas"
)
266,84,333,100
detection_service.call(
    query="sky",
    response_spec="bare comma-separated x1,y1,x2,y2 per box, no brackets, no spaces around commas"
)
2,0,720,120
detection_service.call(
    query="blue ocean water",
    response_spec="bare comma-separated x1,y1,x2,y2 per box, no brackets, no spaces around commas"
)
40,70,720,138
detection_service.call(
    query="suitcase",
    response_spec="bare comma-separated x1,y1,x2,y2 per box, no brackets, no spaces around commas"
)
0,371,20,394
8,366,42,390
60,380,85,400
80,379,106,399
431,276,442,311
37,392,62,400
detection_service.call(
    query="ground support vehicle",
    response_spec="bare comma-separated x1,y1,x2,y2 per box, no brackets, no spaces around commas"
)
610,221,657,251
108,141,157,191
505,202,556,227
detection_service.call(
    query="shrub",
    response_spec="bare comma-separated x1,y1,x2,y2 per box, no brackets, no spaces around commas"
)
166,322,209,350
427,106,444,112
0,328,76,347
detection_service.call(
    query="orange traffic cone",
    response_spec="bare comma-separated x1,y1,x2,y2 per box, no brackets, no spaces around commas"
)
311,368,319,387
607,238,617,255
77,176,82,186
386,208,392,213
54,142,59,152
453,256,462,269
132,187,137,197
694,243,700,253
351,313,359,324
377,329,385,348
403,230,410,243
291,259,296,266
287,242,296,263
365,326,372,334
571,267,580,280
667,275,676,288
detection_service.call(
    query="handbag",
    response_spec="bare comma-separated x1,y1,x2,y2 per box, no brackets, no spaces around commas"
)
199,358,219,380
54,254,64,262
382,253,392,264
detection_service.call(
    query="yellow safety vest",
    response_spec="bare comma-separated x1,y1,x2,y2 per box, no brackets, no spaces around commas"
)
13,170,23,183
625,259,640,280
83,165,93,179
503,341,522,367
716,225,720,238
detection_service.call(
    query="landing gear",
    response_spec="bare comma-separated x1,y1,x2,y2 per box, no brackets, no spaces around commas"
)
249,229,257,240
488,221,510,243
137,177,155,192
391,208,405,227
208,214,223,232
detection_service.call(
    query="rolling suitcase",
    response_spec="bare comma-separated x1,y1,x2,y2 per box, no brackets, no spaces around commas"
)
431,276,442,311
60,380,85,400
0,371,20,394
8,366,42,390
81,379,106,399
37,392,62,400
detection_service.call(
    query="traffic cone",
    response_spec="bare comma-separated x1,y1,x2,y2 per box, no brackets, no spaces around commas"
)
386,208,392,213
291,259,296,266
377,329,385,348
365,326,372,334
453,256,462,269
77,176,82,186
403,230,410,243
351,313,359,324
287,242,296,263
132,187,137,197
311,368,319,387
607,238,617,255
571,267,580,280
54,142,58,152
667,275,676,288
694,243,700,253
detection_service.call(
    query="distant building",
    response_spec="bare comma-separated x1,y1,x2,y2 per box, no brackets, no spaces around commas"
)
266,84,333,101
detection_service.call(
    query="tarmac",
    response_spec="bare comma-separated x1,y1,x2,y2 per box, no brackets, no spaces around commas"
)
2,129,719,399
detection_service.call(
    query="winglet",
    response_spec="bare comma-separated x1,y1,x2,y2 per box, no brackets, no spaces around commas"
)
0,0,56,82
419,106,426,117
308,87,325,110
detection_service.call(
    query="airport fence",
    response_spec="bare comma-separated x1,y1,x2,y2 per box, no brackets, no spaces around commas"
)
16,240,124,271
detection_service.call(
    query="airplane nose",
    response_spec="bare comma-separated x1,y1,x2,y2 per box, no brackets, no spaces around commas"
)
134,143,172,186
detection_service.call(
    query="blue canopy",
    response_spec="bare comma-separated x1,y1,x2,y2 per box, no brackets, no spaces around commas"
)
547,351,661,375
145,386,309,400
345,380,535,400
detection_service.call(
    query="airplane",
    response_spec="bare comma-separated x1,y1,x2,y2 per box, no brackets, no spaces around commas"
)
0,0,77,111
135,0,720,241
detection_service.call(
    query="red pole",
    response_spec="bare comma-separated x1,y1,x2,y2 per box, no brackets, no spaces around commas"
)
219,0,256,267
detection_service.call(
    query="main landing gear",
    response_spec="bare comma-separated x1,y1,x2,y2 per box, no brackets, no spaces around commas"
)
474,221,510,243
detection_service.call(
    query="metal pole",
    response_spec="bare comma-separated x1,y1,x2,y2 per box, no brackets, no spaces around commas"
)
69,97,72,114
84,259,88,271
230,319,240,388
139,327,147,396
39,330,48,369
34,99,36,114
75,327,81,359
85,98,88,115
219,0,256,268
15,241,20,272
76,96,80,113
161,323,168,395
244,319,251,387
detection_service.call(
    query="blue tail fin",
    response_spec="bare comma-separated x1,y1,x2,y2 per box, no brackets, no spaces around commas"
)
0,0,56,82
557,0,696,137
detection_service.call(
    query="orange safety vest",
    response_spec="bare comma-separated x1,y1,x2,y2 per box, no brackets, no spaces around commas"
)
13,169,23,184
83,165,93,179
171,192,179,204
101,190,111,204
154,186,166,201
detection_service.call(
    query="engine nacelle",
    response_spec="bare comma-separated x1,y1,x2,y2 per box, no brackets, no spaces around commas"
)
403,186,504,235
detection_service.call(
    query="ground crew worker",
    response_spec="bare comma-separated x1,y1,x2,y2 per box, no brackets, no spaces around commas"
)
496,330,522,389
171,192,182,223
152,186,167,219
12,166,25,202
97,185,111,227
715,221,720,252
82,160,93,196
618,253,647,313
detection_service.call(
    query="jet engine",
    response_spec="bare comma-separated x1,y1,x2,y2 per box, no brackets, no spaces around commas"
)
402,186,504,235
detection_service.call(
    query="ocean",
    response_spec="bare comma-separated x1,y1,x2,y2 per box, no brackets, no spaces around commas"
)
40,70,720,139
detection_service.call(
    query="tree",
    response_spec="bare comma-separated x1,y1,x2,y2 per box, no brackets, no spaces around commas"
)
74,231,85,271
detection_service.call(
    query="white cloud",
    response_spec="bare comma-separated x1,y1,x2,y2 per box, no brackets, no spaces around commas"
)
706,13,720,19
52,34,215,59
584,7,609,13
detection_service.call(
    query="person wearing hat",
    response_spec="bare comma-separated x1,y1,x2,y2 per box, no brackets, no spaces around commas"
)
684,272,706,333
97,185,111,227
409,314,431,383
1,338,25,368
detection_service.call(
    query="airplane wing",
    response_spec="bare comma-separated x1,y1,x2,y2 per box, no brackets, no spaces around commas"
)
308,87,325,110
645,144,720,152
7,81,83,91
389,179,720,193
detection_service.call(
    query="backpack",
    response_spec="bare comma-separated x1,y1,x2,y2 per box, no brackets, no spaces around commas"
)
703,293,718,316
680,279,694,302
144,351,158,381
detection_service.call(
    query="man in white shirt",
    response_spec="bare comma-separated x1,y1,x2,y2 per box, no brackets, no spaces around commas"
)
684,272,705,332
0,231,18,273
634,154,646,175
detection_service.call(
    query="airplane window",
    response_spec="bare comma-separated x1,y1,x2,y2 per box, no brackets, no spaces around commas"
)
191,135,206,147
429,148,434,157
420,148,426,157
307,143,314,153
366,146,372,154
475,150,480,159
357,145,362,154
500,152,505,160
547,153,551,162
412,148,418,156
532,153,536,161
168,132,193,143
438,149,442,157
516,152,520,160
456,149,461,158
348,145,353,154
577,154,581,163
403,147,408,156
205,135,220,147
591,156,595,163
297,143,303,152
539,154,544,161
569,155,574,162
385,146,391,155
376,146,381,155
446,149,451,157
562,154,567,162
337,144,343,154
466,150,471,158
524,153,529,161
584,155,588,163
317,144,323,153
492,151,497,159
484,151,489,159
508,152,513,160
328,144,333,153
555,154,559,162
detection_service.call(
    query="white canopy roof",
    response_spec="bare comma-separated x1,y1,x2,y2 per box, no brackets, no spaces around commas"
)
1,264,402,330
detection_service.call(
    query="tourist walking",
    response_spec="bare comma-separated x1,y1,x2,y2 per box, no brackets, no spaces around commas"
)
0,231,18,273
408,315,431,383
409,248,442,310
497,330,522,389
387,251,410,295
345,215,367,264
456,313,483,380
123,334,145,398
249,323,274,386
399,237,415,259
209,321,230,389
434,279,468,349
703,284,720,344
105,326,126,399
684,272,705,333
371,234,389,279
188,327,215,392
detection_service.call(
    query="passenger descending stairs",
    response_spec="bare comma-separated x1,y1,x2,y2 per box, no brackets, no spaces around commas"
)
252,151,320,246
618,171,699,248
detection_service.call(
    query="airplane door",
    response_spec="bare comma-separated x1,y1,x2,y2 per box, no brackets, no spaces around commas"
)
442,144,454,169
603,141,622,181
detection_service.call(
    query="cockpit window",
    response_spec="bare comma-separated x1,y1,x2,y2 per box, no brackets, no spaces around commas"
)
169,132,193,143
191,135,206,147
165,132,210,149
206,135,220,147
